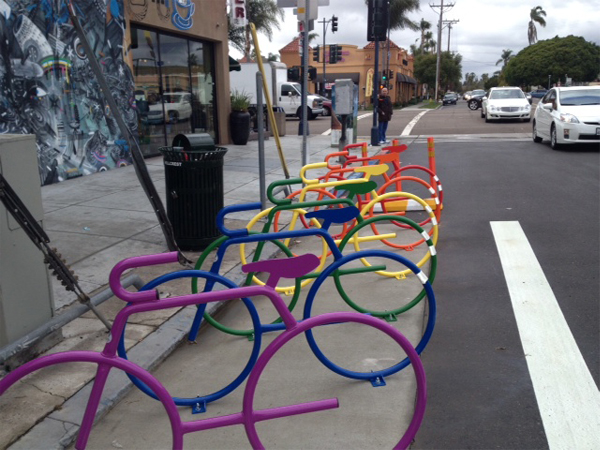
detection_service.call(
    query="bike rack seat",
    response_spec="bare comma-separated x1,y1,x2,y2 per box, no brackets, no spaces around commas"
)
304,206,360,231
382,144,408,153
354,164,388,178
334,182,377,197
242,254,321,288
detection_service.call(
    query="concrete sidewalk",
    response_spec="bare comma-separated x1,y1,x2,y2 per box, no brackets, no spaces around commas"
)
0,131,433,449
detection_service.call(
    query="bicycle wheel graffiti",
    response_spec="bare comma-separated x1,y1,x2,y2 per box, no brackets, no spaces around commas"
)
0,0,135,185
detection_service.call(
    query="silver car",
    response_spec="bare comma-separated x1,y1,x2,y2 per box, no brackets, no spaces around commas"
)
481,87,531,122
532,86,600,149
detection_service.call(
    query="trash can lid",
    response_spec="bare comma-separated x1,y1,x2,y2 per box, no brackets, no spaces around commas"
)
172,133,215,152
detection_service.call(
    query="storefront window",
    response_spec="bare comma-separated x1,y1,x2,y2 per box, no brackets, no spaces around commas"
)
189,43,216,139
130,26,216,155
131,28,163,155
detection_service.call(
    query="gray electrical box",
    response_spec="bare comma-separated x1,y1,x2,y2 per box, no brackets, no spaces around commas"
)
334,79,354,115
0,135,55,348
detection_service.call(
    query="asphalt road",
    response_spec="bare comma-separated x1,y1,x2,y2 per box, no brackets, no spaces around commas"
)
293,99,539,138
302,101,600,447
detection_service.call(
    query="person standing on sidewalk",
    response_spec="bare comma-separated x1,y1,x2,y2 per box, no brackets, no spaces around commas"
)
378,87,393,144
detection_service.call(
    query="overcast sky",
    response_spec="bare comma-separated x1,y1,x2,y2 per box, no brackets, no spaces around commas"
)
230,0,599,82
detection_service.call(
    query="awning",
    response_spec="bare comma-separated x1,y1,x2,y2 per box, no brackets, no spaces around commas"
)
397,73,417,85
314,72,360,84
229,56,241,72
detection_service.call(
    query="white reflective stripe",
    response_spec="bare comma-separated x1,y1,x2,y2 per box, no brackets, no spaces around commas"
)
417,271,429,284
428,187,436,195
434,175,440,182
421,231,431,241
434,197,440,205
438,184,443,192
429,245,437,256
431,217,438,226
425,205,433,214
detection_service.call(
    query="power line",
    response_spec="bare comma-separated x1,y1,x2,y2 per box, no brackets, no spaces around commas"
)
430,1,455,100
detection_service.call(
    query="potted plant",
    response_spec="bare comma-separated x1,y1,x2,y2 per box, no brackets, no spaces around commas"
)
229,89,252,145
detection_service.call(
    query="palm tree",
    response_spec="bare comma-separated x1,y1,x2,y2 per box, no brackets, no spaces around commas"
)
496,49,514,70
388,0,420,31
418,18,431,51
528,6,547,45
423,31,436,53
228,0,284,58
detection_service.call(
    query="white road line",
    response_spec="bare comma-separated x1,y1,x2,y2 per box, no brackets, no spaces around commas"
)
322,112,373,135
401,110,429,136
491,221,600,450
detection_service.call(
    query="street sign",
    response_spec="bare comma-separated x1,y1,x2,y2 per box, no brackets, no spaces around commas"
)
296,0,318,20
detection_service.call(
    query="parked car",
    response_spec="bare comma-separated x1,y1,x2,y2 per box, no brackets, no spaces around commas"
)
532,85,600,149
442,93,458,105
463,91,472,100
481,87,531,122
322,99,332,116
146,92,193,124
467,89,487,110
529,89,548,98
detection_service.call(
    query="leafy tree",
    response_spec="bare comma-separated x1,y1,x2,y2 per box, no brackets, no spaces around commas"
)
496,49,514,70
462,72,479,90
528,6,546,45
484,75,500,90
423,31,436,53
414,51,462,93
505,35,600,87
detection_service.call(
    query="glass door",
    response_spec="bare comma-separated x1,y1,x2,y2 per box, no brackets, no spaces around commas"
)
188,42,217,141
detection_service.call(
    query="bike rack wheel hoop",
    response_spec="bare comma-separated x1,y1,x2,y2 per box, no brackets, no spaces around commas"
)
117,270,263,411
359,191,439,255
303,250,436,382
242,311,427,449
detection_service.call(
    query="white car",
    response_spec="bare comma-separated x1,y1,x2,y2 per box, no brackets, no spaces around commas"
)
146,92,193,124
481,87,531,122
532,86,600,149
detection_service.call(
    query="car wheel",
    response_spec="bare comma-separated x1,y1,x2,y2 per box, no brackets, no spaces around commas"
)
480,109,485,118
168,111,179,124
484,110,490,123
532,121,543,143
323,107,331,117
468,100,479,111
550,124,561,150
523,118,531,123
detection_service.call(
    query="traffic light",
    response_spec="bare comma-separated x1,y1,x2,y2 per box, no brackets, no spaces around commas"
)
382,69,387,81
367,0,389,41
331,15,338,33
308,67,317,81
389,69,394,79
312,45,320,62
287,67,299,81
329,45,342,64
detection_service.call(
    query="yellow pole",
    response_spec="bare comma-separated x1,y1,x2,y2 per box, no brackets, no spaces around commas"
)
250,23,290,179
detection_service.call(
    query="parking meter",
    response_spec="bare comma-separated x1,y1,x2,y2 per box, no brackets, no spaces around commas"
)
333,79,354,151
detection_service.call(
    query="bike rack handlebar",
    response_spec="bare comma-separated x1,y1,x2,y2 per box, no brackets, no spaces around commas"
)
300,162,328,184
216,203,261,237
267,178,304,205
109,252,180,303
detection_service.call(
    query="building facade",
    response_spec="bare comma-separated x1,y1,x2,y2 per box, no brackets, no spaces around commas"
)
280,38,417,107
0,0,230,185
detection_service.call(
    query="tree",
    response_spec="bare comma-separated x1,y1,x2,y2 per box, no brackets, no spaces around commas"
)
528,6,546,45
228,1,284,58
423,31,436,53
388,0,420,32
496,49,514,70
505,35,600,87
418,18,431,51
414,51,462,93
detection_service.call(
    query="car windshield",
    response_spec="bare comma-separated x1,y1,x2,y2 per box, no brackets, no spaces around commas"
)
489,89,525,100
472,90,485,96
559,89,600,106
163,94,183,103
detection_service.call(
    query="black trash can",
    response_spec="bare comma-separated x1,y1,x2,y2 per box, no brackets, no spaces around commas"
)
160,134,227,250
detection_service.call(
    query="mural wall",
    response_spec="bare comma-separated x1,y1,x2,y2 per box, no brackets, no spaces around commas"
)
0,0,135,185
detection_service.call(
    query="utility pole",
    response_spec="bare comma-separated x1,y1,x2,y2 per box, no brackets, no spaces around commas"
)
430,1,454,102
317,15,336,97
443,19,459,52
